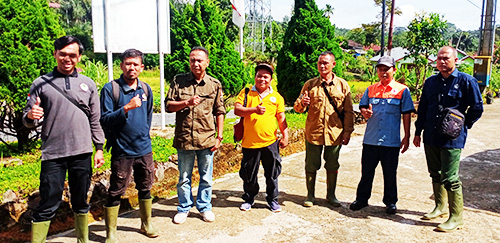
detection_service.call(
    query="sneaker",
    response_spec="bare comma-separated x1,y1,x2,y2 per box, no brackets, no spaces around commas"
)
240,202,253,211
202,210,215,222
173,212,189,224
268,200,282,213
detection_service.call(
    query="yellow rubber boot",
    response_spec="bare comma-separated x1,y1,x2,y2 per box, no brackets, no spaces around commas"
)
31,220,50,243
422,183,448,220
74,213,89,243
105,205,120,243
139,199,159,238
304,172,316,207
437,187,464,232
326,171,341,207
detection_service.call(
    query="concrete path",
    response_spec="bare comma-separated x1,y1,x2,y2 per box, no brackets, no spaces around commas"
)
49,102,500,243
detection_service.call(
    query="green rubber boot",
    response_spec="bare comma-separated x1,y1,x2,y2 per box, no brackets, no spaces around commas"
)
31,220,50,243
139,199,159,238
437,187,464,232
74,213,89,243
304,172,316,207
422,183,448,220
326,171,341,207
105,205,120,243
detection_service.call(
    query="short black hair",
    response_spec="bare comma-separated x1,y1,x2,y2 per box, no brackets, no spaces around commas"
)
54,36,84,55
121,49,144,63
319,51,335,61
190,46,209,57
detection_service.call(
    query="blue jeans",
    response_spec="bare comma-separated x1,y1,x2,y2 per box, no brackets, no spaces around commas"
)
176,148,214,213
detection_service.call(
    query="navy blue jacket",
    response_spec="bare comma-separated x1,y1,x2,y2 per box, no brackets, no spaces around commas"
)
415,68,483,148
100,75,153,158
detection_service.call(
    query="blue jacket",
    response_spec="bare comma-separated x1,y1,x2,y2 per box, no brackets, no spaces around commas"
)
100,75,153,158
415,69,483,148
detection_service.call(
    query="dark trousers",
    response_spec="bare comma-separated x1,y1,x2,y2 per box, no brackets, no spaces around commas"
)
33,153,92,222
239,140,282,204
355,144,399,206
107,153,154,206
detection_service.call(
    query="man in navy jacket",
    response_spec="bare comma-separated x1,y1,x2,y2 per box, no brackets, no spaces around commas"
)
414,46,483,232
100,49,157,242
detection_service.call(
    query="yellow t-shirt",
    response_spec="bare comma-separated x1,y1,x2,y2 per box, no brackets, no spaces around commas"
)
236,87,285,149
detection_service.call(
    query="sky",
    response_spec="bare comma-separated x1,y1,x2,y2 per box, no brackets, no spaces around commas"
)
270,0,488,31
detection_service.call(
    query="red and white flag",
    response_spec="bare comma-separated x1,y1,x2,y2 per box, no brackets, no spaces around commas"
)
231,0,245,28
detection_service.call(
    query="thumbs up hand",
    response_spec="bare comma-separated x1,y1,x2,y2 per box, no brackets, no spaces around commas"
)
255,102,266,115
28,97,44,120
124,94,142,113
301,90,311,107
361,103,373,119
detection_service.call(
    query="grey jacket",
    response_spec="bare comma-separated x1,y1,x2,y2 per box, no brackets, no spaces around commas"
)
23,68,105,160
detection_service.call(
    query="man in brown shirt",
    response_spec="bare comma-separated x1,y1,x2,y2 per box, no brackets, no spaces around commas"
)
293,51,354,207
165,46,226,224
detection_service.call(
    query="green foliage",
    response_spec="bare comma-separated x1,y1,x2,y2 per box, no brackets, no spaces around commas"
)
489,65,500,92
151,136,177,162
165,0,250,97
0,0,65,150
54,0,93,53
79,59,108,91
457,63,473,76
405,12,447,99
276,0,343,103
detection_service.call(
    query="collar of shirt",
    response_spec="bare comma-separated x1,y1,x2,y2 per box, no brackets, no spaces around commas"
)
118,74,144,93
438,68,459,81
251,85,274,99
320,74,337,86
188,72,208,86
52,67,78,78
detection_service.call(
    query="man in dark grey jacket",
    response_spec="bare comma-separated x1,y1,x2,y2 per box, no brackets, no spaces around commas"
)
23,36,105,243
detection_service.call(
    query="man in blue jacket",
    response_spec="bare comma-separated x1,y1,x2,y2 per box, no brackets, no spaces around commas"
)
414,46,483,232
100,49,157,242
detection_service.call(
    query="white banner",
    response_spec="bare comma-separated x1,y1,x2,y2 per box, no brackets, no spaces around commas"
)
231,0,245,28
92,0,170,54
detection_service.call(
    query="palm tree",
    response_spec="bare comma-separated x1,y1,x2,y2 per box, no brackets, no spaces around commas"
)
324,4,334,19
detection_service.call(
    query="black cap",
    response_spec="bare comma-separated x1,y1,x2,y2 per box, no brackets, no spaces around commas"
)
255,63,274,74
376,56,395,67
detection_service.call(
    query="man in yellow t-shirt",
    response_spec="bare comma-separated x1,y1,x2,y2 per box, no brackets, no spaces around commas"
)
234,63,289,212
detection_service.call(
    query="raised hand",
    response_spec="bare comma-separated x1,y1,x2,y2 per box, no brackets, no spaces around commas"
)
28,97,44,120
301,90,310,107
255,102,266,115
362,103,373,119
187,95,202,106
124,94,142,113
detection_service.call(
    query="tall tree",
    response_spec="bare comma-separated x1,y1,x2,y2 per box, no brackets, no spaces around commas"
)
324,4,334,19
54,0,93,52
405,12,447,99
0,0,65,150
165,0,249,97
276,0,343,103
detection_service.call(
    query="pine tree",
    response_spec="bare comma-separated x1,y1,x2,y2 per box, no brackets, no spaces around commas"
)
276,0,343,103
165,0,249,97
0,0,65,151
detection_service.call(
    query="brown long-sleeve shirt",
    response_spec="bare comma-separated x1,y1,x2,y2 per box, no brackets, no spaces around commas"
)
293,75,354,146
165,72,226,150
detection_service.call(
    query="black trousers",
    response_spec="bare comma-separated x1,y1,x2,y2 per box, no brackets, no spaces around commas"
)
33,153,92,222
239,140,282,204
355,144,399,206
